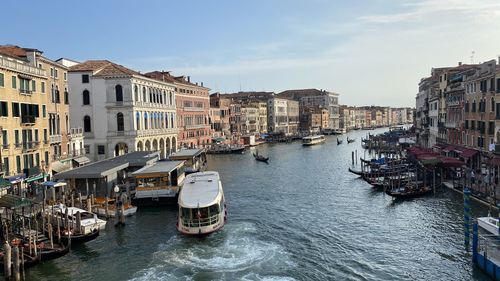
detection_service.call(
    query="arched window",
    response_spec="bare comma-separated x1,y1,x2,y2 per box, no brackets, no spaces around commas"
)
149,88,153,103
165,113,169,128
144,112,148,130
136,112,141,130
492,97,495,113
115,85,123,102
134,85,139,102
160,91,164,104
64,88,69,104
117,112,124,131
83,90,90,105
84,115,91,132
171,113,175,128
169,92,173,105
142,87,147,102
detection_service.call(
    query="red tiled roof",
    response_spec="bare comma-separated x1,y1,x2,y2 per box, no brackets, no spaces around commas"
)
69,60,140,77
0,45,28,60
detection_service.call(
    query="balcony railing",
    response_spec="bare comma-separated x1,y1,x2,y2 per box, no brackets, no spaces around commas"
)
21,115,36,125
0,57,46,77
185,124,207,129
22,141,40,152
69,127,83,138
19,89,33,95
2,144,9,149
136,128,177,137
184,107,204,112
49,134,62,144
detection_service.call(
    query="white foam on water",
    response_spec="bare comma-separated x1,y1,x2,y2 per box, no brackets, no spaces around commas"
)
130,222,295,280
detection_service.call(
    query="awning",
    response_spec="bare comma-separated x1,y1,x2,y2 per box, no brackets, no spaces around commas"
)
73,156,91,165
456,148,479,158
25,173,44,183
489,157,500,166
442,145,456,153
0,194,33,209
212,137,225,142
8,174,25,184
41,181,67,188
0,178,12,188
51,161,72,173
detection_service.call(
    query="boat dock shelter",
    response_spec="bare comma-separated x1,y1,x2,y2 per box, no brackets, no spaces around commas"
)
54,151,159,197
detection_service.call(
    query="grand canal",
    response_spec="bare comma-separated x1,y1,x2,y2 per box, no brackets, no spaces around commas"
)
26,128,491,280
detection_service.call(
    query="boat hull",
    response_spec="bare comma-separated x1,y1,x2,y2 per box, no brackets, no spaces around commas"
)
59,229,100,244
478,217,499,236
132,196,178,206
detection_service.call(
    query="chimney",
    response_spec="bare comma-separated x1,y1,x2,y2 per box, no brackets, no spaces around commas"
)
201,82,204,87
458,62,462,66
187,76,191,83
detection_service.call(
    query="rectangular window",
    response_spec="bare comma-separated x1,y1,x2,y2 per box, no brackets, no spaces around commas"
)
41,82,45,93
31,80,36,92
0,73,4,87
0,102,8,117
42,105,46,117
54,69,58,78
82,74,89,83
64,72,67,81
12,76,17,89
84,145,90,154
34,129,39,142
3,157,9,175
44,151,49,166
12,102,19,117
16,155,21,173
50,68,54,77
14,130,19,145
35,153,40,167
43,129,47,142
497,79,500,93
97,145,105,155
2,130,7,147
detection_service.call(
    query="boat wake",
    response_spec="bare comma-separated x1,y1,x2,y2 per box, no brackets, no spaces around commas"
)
130,222,296,281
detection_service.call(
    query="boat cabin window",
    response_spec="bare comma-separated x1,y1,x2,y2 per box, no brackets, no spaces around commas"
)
171,166,185,186
137,176,170,188
180,203,220,220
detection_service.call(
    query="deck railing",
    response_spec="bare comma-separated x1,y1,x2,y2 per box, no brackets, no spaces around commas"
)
182,214,219,227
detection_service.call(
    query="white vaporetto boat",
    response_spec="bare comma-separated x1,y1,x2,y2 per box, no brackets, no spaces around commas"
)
177,171,226,235
302,135,326,146
478,217,499,236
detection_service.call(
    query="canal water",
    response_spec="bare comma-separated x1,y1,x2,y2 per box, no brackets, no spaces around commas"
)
26,128,492,281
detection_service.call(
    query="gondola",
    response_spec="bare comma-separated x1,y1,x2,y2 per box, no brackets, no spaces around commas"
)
385,185,432,199
348,167,363,176
47,228,100,245
347,137,355,143
337,138,343,145
16,231,70,261
253,153,269,162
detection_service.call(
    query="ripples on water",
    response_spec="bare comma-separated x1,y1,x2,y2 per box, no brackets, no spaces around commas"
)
25,128,492,280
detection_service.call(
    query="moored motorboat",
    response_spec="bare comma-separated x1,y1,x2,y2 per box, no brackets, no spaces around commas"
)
207,144,245,154
477,217,499,236
385,184,432,198
177,171,226,236
302,135,325,146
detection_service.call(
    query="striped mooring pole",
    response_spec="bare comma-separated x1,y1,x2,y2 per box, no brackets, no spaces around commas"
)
464,188,471,248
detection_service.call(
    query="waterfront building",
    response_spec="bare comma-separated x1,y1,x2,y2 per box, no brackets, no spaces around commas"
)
463,60,498,153
339,105,356,132
209,93,231,139
0,46,50,178
355,108,366,129
241,105,259,134
144,71,211,149
278,88,340,131
267,97,289,134
68,60,178,161
287,99,300,135
300,106,329,133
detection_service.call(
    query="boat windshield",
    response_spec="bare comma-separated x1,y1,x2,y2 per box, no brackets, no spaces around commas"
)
180,203,220,227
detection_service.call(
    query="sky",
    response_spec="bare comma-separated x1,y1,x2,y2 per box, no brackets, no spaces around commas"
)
1,0,500,107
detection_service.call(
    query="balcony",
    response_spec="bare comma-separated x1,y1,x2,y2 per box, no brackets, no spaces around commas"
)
22,141,40,152
19,89,33,95
444,121,458,128
69,127,83,138
49,134,62,144
2,144,9,150
184,107,204,112
0,57,46,77
21,115,36,125
185,124,207,129
136,128,178,137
